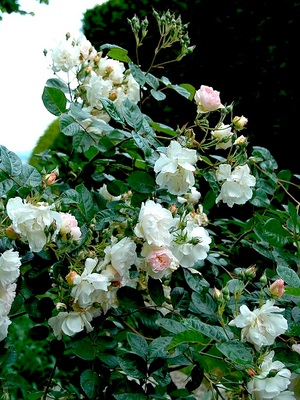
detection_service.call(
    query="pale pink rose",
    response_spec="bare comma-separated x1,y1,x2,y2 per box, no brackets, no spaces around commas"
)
194,85,224,114
269,279,285,297
141,244,179,279
60,212,81,241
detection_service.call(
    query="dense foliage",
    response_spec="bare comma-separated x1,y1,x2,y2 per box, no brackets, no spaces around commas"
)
1,9,300,400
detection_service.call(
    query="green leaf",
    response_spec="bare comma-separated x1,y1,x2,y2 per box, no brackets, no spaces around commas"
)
261,218,290,247
179,83,196,100
129,62,146,86
169,83,192,99
150,89,166,101
76,183,95,221
121,98,143,131
116,286,145,312
167,330,208,350
148,336,173,360
277,265,300,288
284,287,300,296
114,395,147,400
118,353,147,379
127,332,148,360
42,86,67,116
148,121,177,136
131,131,152,156
145,73,159,90
216,341,253,367
100,97,124,124
156,318,186,334
59,114,82,136
107,47,131,62
80,369,101,399
45,78,69,93
148,276,165,306
0,145,22,177
171,287,190,311
127,171,155,193
184,316,233,341
19,164,42,187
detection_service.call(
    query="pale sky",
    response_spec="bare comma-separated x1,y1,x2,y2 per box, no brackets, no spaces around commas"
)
0,0,104,161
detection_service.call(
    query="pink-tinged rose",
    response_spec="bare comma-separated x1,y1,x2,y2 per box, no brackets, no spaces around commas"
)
141,244,179,279
194,85,224,114
146,248,173,272
60,212,81,241
269,279,285,297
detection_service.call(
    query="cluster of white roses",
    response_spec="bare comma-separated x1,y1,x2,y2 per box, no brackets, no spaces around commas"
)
229,300,296,399
0,249,21,341
6,197,81,253
48,193,212,338
47,33,140,135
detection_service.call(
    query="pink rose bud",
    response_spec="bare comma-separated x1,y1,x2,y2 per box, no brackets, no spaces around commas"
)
269,279,285,297
234,135,248,147
194,85,224,113
65,271,78,285
232,115,248,130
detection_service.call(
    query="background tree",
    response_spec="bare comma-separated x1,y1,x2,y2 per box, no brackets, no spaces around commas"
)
0,0,49,19
82,0,300,173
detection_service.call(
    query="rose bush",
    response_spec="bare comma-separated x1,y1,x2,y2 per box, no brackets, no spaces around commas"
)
0,9,300,400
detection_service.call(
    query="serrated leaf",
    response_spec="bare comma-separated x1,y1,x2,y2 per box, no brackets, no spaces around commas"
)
148,276,165,306
171,287,190,311
76,183,95,221
131,131,152,156
129,62,146,86
148,336,173,360
42,86,67,116
0,146,22,177
127,332,148,360
80,369,100,399
100,97,124,124
148,121,177,136
45,78,69,93
118,353,147,379
216,341,253,367
167,330,207,350
121,98,143,131
156,318,186,334
184,316,233,341
19,164,42,187
277,265,300,288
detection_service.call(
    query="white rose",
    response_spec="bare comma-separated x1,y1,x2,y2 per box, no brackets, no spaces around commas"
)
229,299,288,350
99,237,137,286
154,140,198,195
216,164,256,207
71,258,111,308
171,218,211,268
247,351,294,399
97,56,125,84
0,249,21,285
84,71,113,109
0,283,16,316
6,197,62,253
48,307,101,339
50,36,81,72
211,123,233,150
134,200,175,247
0,312,11,342
98,184,121,201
